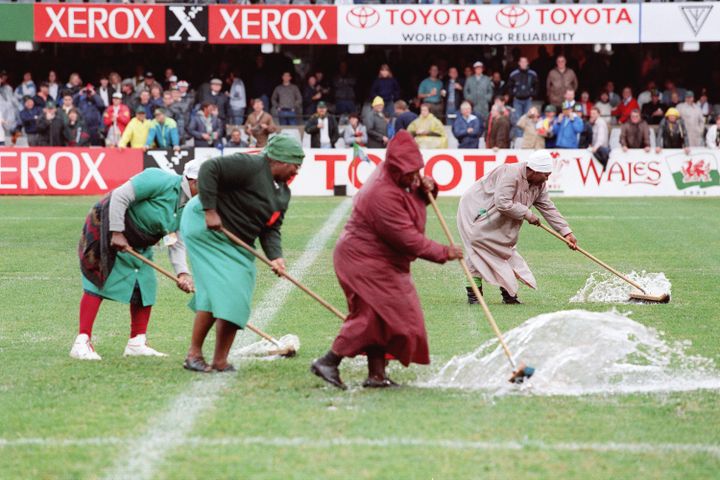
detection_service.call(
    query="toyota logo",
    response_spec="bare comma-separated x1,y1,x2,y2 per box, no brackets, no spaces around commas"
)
346,6,380,29
496,6,530,29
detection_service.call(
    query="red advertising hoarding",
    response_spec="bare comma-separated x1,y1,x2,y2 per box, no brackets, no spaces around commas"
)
0,148,142,195
34,4,165,43
208,5,337,44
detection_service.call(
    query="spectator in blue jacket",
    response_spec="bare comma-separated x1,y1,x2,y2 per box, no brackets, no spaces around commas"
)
19,96,43,146
507,57,538,137
74,84,105,145
553,101,585,149
393,100,417,133
369,64,401,117
452,101,482,149
145,108,180,151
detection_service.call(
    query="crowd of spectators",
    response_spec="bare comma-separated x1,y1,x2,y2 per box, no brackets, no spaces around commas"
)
1,50,720,159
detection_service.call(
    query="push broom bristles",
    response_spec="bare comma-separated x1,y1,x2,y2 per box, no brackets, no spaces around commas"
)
629,290,670,304
237,334,301,358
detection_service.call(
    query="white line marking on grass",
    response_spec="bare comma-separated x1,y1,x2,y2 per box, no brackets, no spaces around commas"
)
4,435,719,459
101,198,352,480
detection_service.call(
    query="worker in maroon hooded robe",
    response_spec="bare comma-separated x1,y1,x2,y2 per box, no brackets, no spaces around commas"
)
311,130,464,389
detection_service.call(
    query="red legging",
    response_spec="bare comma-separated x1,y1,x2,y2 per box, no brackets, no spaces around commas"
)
78,292,151,338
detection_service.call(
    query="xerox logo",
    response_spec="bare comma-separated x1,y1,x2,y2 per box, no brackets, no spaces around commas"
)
209,5,336,44
495,6,530,29
167,6,207,42
345,6,380,30
34,5,164,43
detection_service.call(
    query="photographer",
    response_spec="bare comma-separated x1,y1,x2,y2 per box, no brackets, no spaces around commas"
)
553,101,584,149
516,106,544,149
36,101,64,146
74,83,105,145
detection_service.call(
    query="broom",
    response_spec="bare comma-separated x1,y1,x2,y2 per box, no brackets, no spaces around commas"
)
427,194,535,384
125,248,299,357
535,223,670,303
219,227,349,322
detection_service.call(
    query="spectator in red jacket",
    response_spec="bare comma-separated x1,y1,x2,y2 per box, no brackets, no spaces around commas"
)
612,87,640,124
103,92,131,147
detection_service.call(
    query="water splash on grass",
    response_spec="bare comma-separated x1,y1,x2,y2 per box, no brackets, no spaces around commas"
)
423,310,720,396
570,271,671,304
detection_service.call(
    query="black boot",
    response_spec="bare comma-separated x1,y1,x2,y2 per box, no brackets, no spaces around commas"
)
500,287,522,304
466,285,483,304
362,347,400,388
310,350,347,390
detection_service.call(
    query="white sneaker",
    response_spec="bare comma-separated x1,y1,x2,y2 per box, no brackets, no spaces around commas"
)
124,334,168,357
70,334,102,361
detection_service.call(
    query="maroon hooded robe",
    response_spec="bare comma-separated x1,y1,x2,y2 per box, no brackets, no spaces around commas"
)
331,131,450,366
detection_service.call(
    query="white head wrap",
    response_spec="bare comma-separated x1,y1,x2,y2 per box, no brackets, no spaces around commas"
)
527,150,553,173
183,159,202,180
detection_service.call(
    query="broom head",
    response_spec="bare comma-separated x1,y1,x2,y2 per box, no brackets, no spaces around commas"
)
629,290,670,304
508,362,536,384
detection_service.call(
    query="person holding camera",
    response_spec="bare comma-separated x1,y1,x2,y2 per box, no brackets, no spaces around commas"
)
36,101,64,146
516,106,544,149
553,101,585,149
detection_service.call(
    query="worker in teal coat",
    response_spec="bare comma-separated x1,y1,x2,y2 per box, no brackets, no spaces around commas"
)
181,135,304,373
72,162,199,360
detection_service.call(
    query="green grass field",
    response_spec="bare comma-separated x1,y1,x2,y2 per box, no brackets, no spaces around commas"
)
1,195,719,479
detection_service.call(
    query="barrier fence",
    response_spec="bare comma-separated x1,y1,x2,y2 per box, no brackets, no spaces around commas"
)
1,147,718,197
0,3,717,44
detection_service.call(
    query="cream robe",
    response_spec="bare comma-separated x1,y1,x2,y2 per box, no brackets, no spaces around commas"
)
676,102,705,147
457,162,572,296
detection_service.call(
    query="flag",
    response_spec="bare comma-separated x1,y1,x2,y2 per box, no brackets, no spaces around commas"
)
665,151,720,190
353,143,370,164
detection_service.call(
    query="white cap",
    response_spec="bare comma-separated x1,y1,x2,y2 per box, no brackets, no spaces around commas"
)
473,61,483,68
527,150,553,173
112,92,123,99
183,159,202,180
168,75,178,83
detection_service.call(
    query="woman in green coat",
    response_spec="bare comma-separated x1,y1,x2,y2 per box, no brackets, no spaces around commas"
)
182,135,304,372
72,162,200,360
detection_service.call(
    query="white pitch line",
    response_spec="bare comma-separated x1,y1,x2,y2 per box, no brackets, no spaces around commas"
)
101,198,352,480
3,435,719,459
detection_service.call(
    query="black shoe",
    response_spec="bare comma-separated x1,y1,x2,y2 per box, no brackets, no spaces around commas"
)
466,286,482,304
212,363,236,372
183,356,212,373
362,377,401,388
311,358,347,390
500,287,522,305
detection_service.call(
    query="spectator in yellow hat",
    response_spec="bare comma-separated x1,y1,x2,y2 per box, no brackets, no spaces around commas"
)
364,96,389,148
656,107,690,154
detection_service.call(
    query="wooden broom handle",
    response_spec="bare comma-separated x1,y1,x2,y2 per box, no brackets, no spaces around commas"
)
126,247,281,343
245,323,281,347
535,223,646,293
220,227,348,322
126,248,182,284
427,194,517,369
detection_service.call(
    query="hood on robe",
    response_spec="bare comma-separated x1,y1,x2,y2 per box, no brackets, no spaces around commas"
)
384,130,424,185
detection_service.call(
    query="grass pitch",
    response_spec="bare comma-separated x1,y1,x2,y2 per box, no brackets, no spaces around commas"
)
0,195,719,479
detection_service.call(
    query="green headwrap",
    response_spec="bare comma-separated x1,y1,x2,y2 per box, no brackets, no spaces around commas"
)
263,135,305,165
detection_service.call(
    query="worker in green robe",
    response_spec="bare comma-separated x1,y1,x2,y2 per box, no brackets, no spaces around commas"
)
72,162,200,360
181,135,304,372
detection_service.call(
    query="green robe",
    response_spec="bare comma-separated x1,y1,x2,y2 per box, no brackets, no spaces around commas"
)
82,168,183,306
181,153,291,327
197,152,290,260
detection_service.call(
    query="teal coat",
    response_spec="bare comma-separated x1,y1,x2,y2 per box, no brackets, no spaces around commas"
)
82,168,183,306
